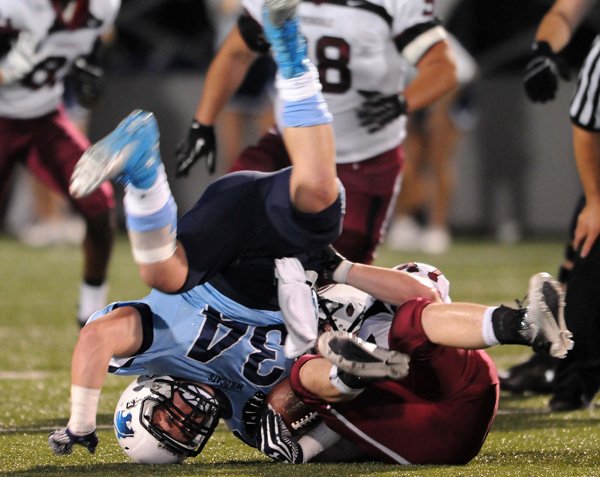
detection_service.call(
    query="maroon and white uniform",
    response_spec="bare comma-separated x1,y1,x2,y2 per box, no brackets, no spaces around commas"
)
291,269,499,465
0,0,118,216
234,0,448,263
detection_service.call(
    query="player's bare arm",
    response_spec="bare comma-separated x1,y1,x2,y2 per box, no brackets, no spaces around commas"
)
176,19,261,176
72,306,143,390
343,263,442,306
403,40,458,112
48,306,143,456
194,25,259,126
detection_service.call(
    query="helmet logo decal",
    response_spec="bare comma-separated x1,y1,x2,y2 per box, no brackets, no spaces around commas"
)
115,410,135,439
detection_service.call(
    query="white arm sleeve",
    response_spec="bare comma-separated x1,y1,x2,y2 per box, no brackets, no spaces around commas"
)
402,25,448,65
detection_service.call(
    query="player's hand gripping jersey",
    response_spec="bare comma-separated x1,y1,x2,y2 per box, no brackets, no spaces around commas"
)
0,0,119,118
241,0,447,163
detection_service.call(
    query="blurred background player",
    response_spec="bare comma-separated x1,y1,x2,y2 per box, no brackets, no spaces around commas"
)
175,0,458,264
5,26,117,249
0,0,119,326
387,33,478,255
502,0,600,411
200,0,276,173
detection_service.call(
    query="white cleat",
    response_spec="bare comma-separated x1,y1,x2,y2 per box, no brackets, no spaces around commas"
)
318,330,410,379
526,272,574,359
70,110,160,198
264,0,301,25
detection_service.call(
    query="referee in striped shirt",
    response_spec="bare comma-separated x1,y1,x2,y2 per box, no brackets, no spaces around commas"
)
522,0,600,411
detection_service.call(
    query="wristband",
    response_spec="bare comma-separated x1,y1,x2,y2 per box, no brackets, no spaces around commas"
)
332,260,353,284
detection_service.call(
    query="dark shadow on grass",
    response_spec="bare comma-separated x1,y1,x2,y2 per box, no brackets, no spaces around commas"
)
492,412,600,432
477,449,600,467
0,461,432,477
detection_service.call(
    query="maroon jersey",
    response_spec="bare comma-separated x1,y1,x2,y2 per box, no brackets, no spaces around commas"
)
290,297,499,465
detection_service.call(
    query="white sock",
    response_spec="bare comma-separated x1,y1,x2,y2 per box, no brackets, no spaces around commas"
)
124,164,177,264
482,306,500,347
276,61,323,102
298,421,342,462
78,282,108,325
328,365,365,397
123,164,171,216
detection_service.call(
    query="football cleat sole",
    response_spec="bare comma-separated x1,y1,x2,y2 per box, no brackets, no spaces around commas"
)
527,272,573,359
70,110,157,198
264,0,301,25
318,330,410,379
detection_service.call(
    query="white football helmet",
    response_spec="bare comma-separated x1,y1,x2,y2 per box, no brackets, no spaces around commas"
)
114,375,220,464
317,283,373,333
395,262,451,303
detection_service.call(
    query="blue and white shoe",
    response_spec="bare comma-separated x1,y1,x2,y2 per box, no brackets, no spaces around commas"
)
70,110,160,198
263,0,308,79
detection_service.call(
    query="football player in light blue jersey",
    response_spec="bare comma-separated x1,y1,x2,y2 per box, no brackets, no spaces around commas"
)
49,0,343,462
95,283,291,460
46,279,292,463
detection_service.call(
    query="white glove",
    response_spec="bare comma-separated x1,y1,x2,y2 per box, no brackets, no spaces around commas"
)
275,257,318,358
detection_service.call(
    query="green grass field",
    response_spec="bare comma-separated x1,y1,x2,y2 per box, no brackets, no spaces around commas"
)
1,235,599,476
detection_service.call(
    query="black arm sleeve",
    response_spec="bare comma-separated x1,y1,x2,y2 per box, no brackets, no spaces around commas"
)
237,12,270,54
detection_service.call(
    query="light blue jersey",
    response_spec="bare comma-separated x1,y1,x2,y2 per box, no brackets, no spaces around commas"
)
89,283,293,445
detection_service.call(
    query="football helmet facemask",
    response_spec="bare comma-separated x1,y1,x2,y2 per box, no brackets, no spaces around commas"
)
114,375,220,464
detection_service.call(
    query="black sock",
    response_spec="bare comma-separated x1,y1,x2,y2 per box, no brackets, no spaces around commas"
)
337,370,380,389
491,305,530,345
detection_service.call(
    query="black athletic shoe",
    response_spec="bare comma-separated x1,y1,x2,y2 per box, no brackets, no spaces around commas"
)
499,354,559,394
549,392,593,412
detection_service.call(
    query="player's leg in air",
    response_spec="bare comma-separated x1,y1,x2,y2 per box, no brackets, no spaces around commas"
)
69,110,185,291
69,0,339,293
316,270,573,396
262,0,338,213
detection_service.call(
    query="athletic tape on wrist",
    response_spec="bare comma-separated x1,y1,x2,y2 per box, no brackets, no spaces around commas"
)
68,385,101,435
332,260,353,284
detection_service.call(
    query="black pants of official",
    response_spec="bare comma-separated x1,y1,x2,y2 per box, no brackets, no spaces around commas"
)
554,195,600,402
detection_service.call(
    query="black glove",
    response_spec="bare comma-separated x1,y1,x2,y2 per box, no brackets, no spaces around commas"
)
242,391,267,438
70,57,105,108
175,120,216,176
299,245,349,286
357,90,407,133
256,409,303,463
523,41,570,103
48,427,98,455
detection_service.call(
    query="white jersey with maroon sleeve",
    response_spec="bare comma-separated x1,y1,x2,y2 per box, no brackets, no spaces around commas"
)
0,0,119,119
242,0,444,163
